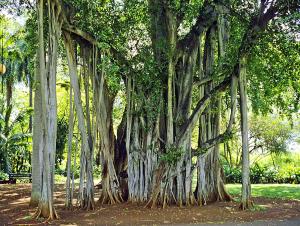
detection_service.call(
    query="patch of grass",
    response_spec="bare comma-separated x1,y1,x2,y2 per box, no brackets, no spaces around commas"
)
22,215,32,220
54,174,101,185
226,184,300,201
250,204,267,211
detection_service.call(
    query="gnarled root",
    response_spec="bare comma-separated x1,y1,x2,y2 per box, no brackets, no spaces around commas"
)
145,186,161,208
145,163,167,208
98,188,123,205
33,201,59,221
80,197,95,210
239,199,253,210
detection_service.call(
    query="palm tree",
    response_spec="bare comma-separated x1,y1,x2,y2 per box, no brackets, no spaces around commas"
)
0,106,32,173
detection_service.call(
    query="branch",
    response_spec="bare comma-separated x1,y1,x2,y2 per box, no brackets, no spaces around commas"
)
62,22,130,82
193,76,213,86
192,131,231,157
192,74,238,156
176,2,218,56
178,1,282,145
176,72,234,145
176,0,189,24
62,23,97,46
218,2,249,24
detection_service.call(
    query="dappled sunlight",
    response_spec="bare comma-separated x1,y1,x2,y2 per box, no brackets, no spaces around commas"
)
0,208,11,213
0,182,299,225
226,184,300,201
10,197,30,205
3,192,19,197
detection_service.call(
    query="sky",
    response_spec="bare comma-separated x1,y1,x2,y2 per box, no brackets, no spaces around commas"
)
1,8,26,26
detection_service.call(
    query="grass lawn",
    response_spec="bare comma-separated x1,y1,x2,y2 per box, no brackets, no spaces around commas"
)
226,184,300,201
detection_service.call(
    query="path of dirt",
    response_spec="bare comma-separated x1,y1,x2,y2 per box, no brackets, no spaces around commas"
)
0,184,299,225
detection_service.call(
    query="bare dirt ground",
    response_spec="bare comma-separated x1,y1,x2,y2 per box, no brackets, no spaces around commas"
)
0,184,300,225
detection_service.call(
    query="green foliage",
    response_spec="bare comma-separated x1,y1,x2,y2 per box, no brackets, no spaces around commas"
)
248,31,300,115
220,113,293,170
0,107,32,173
224,163,300,184
56,117,69,167
0,171,9,180
160,145,184,166
277,164,300,184
224,166,242,183
130,47,162,129
226,184,300,201
103,56,122,96
249,114,293,155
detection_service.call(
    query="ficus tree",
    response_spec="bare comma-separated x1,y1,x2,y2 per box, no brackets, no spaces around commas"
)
3,0,298,218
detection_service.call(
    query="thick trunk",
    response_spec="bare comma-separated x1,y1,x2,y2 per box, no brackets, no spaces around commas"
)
34,0,61,219
174,45,199,206
63,32,94,210
127,114,158,203
145,162,167,208
147,0,178,208
239,57,252,210
30,55,43,207
92,53,122,204
115,111,128,201
196,23,231,204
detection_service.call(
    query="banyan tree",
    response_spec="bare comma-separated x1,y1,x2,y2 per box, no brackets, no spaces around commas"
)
28,0,299,219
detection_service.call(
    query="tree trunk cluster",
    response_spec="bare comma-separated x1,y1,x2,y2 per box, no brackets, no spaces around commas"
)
30,0,284,216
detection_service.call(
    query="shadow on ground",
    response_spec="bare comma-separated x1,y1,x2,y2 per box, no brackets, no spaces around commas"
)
0,184,300,225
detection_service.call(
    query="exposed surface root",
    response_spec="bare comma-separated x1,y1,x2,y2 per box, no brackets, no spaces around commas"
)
98,189,123,205
33,202,59,220
80,198,95,210
239,200,254,210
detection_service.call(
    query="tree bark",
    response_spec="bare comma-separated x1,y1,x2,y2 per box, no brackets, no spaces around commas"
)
33,0,61,219
239,56,252,210
30,54,43,207
93,55,123,204
63,32,95,210
65,86,74,209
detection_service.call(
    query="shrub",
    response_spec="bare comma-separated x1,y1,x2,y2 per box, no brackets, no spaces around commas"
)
0,171,9,180
224,165,242,183
224,164,299,184
277,165,300,184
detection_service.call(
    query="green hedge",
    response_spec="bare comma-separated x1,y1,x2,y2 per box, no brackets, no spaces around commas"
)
224,164,300,184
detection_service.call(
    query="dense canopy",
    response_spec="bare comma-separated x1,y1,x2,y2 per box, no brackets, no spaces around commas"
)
0,0,299,220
